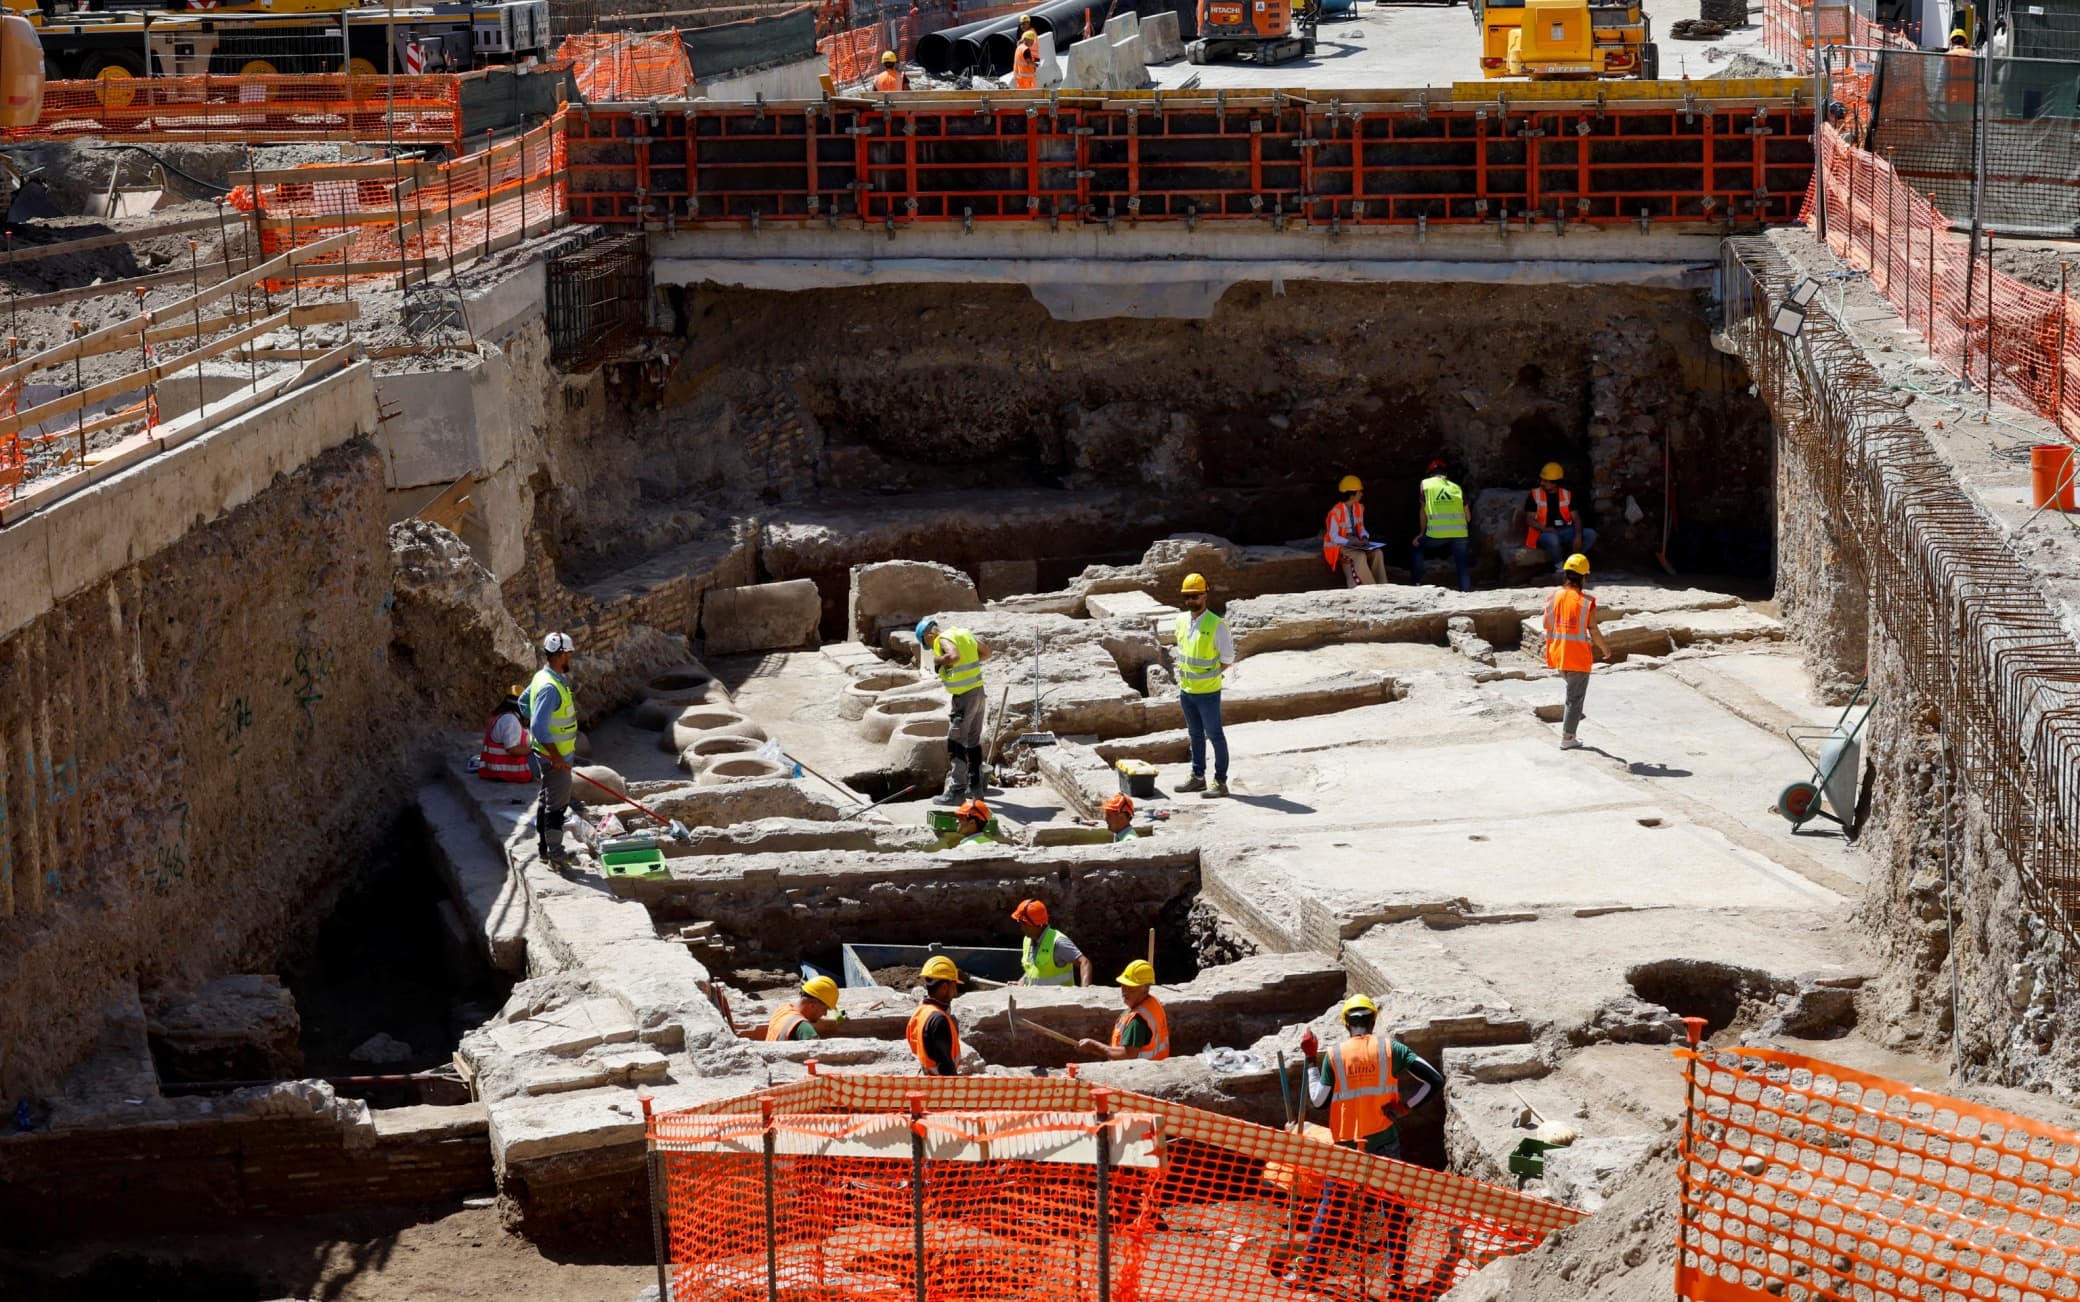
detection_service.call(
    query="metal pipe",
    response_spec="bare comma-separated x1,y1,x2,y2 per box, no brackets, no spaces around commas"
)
915,8,1029,76
983,0,1119,75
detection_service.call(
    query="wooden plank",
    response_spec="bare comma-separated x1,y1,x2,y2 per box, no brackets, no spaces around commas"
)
0,214,224,267
1,259,256,312
414,470,478,533
240,342,472,361
242,157,442,186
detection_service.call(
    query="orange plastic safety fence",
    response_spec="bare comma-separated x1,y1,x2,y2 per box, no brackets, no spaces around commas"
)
650,1073,1578,1302
1676,1046,2080,1301
4,75,463,146
556,31,694,101
1806,127,2079,441
226,115,567,282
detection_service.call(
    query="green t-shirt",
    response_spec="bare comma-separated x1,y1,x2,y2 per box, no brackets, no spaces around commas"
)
1317,1038,1420,1153
787,1019,819,1041
1118,1011,1153,1049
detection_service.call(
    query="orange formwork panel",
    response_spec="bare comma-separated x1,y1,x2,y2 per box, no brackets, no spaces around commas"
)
5,74,463,147
646,1073,1580,1302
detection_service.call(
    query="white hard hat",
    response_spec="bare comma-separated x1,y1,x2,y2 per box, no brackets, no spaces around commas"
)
542,631,574,655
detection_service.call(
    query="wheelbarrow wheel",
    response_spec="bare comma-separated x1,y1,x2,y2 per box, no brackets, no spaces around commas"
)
1776,780,1822,825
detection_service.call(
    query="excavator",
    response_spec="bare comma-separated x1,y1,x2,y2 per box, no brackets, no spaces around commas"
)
1470,0,1660,79
1187,0,1319,65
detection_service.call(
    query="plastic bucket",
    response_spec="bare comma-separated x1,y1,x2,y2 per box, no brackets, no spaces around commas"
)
2030,444,2076,511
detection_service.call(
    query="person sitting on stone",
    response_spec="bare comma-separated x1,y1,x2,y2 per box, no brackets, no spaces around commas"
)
1519,461,1596,574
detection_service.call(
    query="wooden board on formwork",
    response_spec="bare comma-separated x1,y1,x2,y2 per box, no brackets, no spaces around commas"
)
0,214,224,267
414,471,477,534
1449,76,1809,100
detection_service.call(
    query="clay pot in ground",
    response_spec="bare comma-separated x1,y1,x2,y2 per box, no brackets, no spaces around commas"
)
862,695,942,744
676,734,763,775
644,664,722,708
838,671,923,722
697,756,792,785
661,707,768,753
886,716,950,789
572,764,629,802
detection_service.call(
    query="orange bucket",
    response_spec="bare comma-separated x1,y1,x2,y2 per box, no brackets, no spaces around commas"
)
2032,444,2077,511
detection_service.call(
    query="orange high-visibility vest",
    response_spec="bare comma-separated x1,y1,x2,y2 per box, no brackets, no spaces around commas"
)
1323,500,1365,571
1326,1033,1404,1145
1543,585,1596,673
766,1006,810,1041
1014,41,1039,88
1523,486,1575,547
1944,48,1976,104
875,68,903,92
906,1003,961,1074
1111,996,1171,1061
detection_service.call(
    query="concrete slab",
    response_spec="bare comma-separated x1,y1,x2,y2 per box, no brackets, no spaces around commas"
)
485,998,638,1059
419,780,528,975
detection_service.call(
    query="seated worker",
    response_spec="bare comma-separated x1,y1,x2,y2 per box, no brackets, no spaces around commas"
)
1324,475,1387,586
1520,461,1596,574
1012,898,1092,987
765,975,841,1041
905,955,964,1076
1077,961,1170,1061
474,683,534,783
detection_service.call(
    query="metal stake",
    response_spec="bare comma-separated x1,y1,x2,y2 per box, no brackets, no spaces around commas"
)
1985,231,1994,412
761,1096,780,1302
189,239,204,416
1093,1088,1114,1302
643,1092,671,1302
908,1092,927,1302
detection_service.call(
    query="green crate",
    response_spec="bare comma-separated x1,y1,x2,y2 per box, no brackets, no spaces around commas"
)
1507,1137,1558,1179
601,845,669,880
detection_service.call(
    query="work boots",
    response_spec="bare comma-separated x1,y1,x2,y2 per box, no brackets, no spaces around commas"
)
1177,775,1206,793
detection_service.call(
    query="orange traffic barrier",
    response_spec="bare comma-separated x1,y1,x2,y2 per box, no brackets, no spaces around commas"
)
649,1072,1578,1302
4,74,463,146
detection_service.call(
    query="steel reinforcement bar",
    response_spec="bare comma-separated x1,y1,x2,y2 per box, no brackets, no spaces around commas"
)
563,90,1817,229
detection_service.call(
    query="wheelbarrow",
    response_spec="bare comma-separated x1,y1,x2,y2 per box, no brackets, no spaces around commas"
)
1774,680,1878,834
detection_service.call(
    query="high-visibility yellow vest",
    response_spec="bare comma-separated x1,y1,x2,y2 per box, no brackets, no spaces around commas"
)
933,628,985,697
525,667,578,758
1175,611,1225,695
1421,476,1468,539
1021,928,1075,986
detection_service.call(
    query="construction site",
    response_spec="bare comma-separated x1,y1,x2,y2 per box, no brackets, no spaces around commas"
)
0,0,2077,1293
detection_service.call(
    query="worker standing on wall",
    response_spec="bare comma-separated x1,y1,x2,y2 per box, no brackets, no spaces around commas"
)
1078,960,1171,1061
528,633,580,866
1410,458,1473,592
1521,462,1596,574
874,50,907,91
906,955,965,1076
475,683,535,783
1174,573,1234,799
1012,899,1093,987
766,975,841,1041
1014,27,1041,89
1544,553,1613,751
1324,475,1387,586
1288,995,1445,1291
918,616,992,804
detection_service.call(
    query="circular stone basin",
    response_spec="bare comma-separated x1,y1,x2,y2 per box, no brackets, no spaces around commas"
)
838,670,922,721
697,756,791,785
661,708,767,753
676,734,762,775
863,695,942,743
645,665,718,707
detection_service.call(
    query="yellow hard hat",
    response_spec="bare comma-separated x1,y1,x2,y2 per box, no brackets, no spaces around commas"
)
1117,959,1156,987
881,49,898,63
920,955,962,983
1180,573,1207,595
1338,474,1362,493
1949,27,1968,42
507,683,524,698
1539,462,1564,482
801,975,840,1010
1563,553,1591,576
1341,994,1379,1024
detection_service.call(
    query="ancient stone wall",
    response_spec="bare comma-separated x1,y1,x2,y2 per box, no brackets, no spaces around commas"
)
0,441,403,1097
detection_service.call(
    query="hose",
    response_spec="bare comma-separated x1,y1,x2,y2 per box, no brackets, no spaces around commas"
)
86,144,234,195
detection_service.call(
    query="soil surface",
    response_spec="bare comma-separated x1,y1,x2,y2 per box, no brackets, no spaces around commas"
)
0,1204,651,1302
1992,241,2080,299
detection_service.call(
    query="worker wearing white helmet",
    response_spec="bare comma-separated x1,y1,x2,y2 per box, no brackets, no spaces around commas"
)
527,632,579,866
1324,474,1386,586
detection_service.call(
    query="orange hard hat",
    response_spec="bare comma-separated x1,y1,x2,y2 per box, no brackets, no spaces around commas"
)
1012,898,1049,926
957,798,991,823
1102,793,1133,815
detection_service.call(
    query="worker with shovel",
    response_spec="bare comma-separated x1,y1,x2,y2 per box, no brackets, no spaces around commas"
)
1078,960,1170,1061
527,632,581,867
1286,995,1445,1293
906,955,966,1076
766,975,842,1041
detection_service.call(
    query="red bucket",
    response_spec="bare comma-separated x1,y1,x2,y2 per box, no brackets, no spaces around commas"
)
2031,444,2077,512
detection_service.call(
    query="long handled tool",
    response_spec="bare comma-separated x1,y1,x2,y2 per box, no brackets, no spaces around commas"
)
1275,1049,1295,1128
1007,994,1101,1054
840,784,916,821
567,762,690,841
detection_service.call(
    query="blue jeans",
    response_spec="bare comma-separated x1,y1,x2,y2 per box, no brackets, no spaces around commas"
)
1411,537,1471,592
1535,526,1597,570
1179,689,1228,782
1297,1138,1409,1285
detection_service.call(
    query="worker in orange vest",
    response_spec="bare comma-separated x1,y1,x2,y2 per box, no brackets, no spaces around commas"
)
1078,961,1171,1061
1324,474,1386,586
1943,28,1977,109
1520,461,1595,573
874,49,906,91
1287,995,1444,1291
766,975,841,1041
475,683,534,783
905,955,965,1075
1544,553,1613,751
1013,28,1041,89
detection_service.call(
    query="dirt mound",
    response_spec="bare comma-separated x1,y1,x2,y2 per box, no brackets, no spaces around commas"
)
1445,1137,1679,1302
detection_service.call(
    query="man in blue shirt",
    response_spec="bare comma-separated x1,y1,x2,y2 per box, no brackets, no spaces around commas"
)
527,632,580,866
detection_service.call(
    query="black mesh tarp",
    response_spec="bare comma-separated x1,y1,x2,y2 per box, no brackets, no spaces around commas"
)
681,5,819,78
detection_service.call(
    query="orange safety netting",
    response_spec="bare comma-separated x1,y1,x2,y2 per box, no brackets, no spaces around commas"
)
650,1073,1579,1302
4,74,463,147
226,115,567,282
556,31,694,101
1676,1045,2080,1301
1805,127,2079,440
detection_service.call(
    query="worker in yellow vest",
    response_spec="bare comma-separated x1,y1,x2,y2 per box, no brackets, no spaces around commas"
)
1078,960,1171,1061
905,955,965,1076
1544,553,1612,751
527,632,580,867
1410,457,1473,592
917,616,992,805
1287,995,1445,1290
765,975,841,1041
1012,899,1092,986
1324,474,1386,586
1173,573,1234,798
1520,462,1596,573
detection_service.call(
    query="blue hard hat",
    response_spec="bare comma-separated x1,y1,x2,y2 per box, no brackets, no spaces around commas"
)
915,617,938,645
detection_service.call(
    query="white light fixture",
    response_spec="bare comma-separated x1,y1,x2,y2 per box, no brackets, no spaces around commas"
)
1788,277,1821,307
1771,302,1808,337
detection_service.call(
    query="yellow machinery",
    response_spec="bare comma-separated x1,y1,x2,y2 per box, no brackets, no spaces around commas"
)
1470,0,1659,79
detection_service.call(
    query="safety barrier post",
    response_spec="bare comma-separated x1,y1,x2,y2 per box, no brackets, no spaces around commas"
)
642,1092,670,1302
1093,1087,1114,1302
2058,262,2069,431
759,1095,779,1302
907,1091,927,1302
